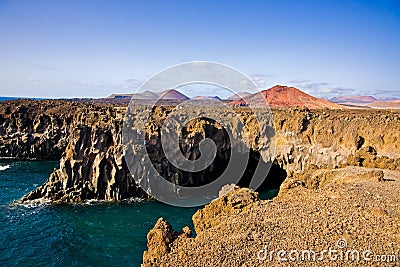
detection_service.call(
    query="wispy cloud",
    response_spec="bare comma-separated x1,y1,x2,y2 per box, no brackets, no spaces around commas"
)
363,88,400,99
289,79,356,99
289,79,399,99
63,79,96,87
37,65,68,73
25,76,40,82
63,78,141,89
250,73,273,89
125,78,141,85
176,83,228,98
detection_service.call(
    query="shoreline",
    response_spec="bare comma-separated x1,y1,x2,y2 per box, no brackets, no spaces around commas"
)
142,167,400,266
0,157,60,161
1,100,399,204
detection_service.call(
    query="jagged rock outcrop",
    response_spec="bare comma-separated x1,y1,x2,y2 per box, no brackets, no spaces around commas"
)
278,166,386,197
142,169,400,266
17,101,146,203
272,108,400,175
0,100,74,159
192,186,259,234
0,100,398,203
142,218,191,266
142,187,259,267
0,99,127,160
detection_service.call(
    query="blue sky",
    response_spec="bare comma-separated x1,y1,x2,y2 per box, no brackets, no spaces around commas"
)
0,0,399,99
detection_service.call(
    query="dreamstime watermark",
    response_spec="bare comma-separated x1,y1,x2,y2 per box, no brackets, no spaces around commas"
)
257,238,399,263
122,62,275,207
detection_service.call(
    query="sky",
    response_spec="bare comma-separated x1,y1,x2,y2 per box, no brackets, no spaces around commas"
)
0,0,399,99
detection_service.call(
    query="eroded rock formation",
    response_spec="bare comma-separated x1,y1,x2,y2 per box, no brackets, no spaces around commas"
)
0,100,74,159
273,108,400,175
192,185,259,233
0,100,399,203
143,218,191,266
13,100,146,203
142,168,400,266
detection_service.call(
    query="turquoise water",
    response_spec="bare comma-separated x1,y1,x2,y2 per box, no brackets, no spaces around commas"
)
0,97,44,101
0,160,279,266
0,160,198,266
0,97,19,101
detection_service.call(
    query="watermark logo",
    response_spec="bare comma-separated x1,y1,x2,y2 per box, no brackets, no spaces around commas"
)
122,62,275,207
336,238,347,249
257,238,399,263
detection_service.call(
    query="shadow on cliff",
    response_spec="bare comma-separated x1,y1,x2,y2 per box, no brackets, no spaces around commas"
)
237,149,287,197
144,114,285,197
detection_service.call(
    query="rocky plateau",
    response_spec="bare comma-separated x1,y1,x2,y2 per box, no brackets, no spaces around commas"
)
0,99,398,204
0,98,399,266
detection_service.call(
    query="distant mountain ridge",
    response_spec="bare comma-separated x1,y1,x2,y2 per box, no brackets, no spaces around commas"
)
108,89,189,100
329,95,400,109
377,97,400,101
191,96,222,101
106,87,399,109
229,85,343,109
108,86,344,109
226,92,252,101
366,100,400,109
330,95,377,104
157,89,189,100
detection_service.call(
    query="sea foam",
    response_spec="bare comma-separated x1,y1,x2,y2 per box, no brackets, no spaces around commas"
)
0,165,10,171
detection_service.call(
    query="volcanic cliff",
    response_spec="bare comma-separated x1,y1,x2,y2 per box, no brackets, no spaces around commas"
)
142,169,400,266
1,99,399,203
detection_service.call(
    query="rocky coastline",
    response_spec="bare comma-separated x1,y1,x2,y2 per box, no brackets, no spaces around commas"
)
1,99,400,266
0,100,399,203
143,168,400,266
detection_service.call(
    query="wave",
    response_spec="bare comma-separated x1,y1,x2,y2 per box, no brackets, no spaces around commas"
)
83,197,146,205
10,198,51,209
0,165,10,171
11,197,147,208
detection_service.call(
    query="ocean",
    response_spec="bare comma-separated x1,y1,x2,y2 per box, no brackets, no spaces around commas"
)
0,160,278,266
0,97,19,102
0,97,44,102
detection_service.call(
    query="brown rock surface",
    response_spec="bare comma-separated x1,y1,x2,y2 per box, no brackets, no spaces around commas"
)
143,167,400,266
0,99,76,159
143,218,191,266
2,99,399,266
272,108,400,174
282,167,385,192
16,101,145,203
192,187,259,234
0,100,398,203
